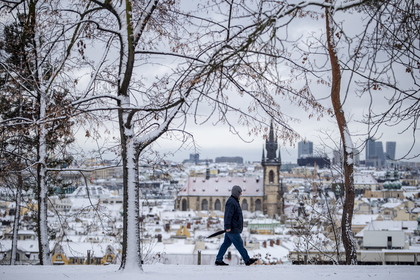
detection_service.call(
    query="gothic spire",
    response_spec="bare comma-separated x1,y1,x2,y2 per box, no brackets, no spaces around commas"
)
265,121,278,162
262,145,265,162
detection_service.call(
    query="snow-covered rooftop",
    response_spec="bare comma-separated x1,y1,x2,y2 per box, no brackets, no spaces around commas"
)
179,177,263,197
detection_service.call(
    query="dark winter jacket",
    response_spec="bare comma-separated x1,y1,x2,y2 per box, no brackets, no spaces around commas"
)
224,195,243,234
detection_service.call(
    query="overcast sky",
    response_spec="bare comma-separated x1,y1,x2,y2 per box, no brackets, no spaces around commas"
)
154,92,419,164
152,2,419,164
73,1,419,165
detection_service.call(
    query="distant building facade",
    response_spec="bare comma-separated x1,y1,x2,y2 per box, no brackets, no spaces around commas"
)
215,156,243,164
176,176,264,213
183,153,213,164
386,141,396,161
297,156,330,169
298,140,313,158
365,138,397,168
176,122,284,218
296,140,330,168
189,153,200,164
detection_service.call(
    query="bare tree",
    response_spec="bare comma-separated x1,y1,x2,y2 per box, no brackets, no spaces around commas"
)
227,0,417,264
321,0,419,263
71,0,330,271
6,0,415,269
324,3,357,264
1,0,326,269
0,0,89,264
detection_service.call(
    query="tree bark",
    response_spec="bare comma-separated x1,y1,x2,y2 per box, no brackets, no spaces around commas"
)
119,133,142,270
325,5,357,265
117,1,143,270
36,92,52,265
10,173,22,265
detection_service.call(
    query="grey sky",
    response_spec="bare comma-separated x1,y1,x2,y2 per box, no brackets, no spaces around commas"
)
72,1,419,164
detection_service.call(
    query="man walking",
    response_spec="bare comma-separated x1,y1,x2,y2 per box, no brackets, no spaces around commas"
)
215,185,258,266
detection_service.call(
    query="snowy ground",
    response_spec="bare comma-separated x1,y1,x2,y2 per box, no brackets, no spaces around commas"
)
1,264,419,280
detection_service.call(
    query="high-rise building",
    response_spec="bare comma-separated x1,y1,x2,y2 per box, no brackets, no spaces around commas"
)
386,141,396,161
353,148,361,166
365,138,389,167
298,140,313,158
332,149,341,165
189,153,199,164
366,138,376,163
375,141,385,167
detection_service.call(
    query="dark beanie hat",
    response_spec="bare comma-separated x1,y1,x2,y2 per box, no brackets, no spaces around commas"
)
231,185,242,199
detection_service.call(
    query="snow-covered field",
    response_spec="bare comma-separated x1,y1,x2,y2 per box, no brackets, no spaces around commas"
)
1,264,419,280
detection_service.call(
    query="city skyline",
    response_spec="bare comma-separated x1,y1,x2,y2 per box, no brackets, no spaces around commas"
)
161,138,408,166
151,87,419,165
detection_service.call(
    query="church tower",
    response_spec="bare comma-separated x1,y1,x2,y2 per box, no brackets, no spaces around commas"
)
261,122,283,218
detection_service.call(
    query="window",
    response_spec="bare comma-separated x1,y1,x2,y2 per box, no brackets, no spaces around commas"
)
255,199,262,211
387,236,392,249
201,199,208,211
269,170,275,183
242,199,248,211
214,199,221,211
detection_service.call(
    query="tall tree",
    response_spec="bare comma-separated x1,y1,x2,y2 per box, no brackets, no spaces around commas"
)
0,17,32,265
0,0,86,264
74,0,327,270
325,4,357,264
225,0,418,264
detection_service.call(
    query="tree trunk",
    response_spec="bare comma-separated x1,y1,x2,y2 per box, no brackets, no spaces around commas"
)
325,6,357,265
36,93,51,265
10,173,22,265
118,1,141,268
119,132,142,270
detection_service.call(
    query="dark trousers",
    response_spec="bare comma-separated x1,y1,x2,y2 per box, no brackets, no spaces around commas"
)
216,232,250,263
